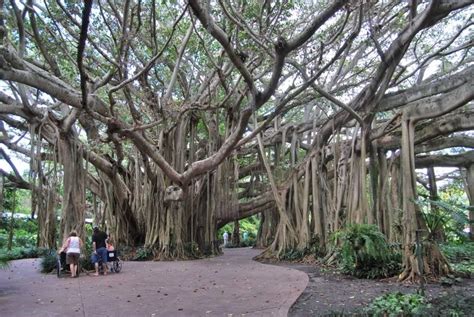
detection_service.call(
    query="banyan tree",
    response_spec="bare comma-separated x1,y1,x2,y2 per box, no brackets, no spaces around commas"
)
1,0,473,280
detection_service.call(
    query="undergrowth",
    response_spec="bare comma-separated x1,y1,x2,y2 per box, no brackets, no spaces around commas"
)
331,224,402,279
440,242,474,277
365,292,429,316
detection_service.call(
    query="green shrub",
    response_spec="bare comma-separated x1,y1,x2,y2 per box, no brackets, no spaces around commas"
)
0,217,38,249
415,198,469,242
183,241,200,258
331,224,402,279
80,255,95,271
365,292,429,316
14,229,37,248
40,252,58,273
440,243,474,263
279,235,323,261
440,243,474,276
133,246,153,261
0,255,10,269
79,241,95,271
19,247,39,258
281,249,306,261
0,246,42,261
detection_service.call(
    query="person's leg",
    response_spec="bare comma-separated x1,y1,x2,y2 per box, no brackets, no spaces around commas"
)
66,254,74,277
92,253,99,276
98,248,108,275
69,263,75,277
73,254,79,277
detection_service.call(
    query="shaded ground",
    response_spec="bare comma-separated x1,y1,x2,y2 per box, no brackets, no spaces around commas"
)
2,248,472,316
284,262,474,316
0,248,307,317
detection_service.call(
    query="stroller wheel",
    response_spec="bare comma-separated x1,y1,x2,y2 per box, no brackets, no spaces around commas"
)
113,260,122,273
56,257,61,278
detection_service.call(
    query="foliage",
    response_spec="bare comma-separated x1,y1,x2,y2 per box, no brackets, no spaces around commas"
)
280,249,306,261
331,224,402,279
218,216,260,248
183,242,201,258
0,215,40,264
0,254,10,269
3,189,31,214
415,197,469,243
40,251,58,273
365,292,429,316
0,217,38,249
440,275,464,286
79,240,95,271
423,291,474,317
133,246,154,261
441,243,474,263
280,235,323,261
440,243,474,276
0,246,51,262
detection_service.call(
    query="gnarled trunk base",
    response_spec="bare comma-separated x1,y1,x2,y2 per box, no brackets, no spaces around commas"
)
398,242,451,282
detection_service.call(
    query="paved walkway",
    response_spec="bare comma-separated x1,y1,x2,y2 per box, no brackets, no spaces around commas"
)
0,248,308,317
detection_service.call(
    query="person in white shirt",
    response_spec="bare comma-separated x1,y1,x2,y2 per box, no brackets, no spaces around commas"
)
58,230,83,278
223,231,229,246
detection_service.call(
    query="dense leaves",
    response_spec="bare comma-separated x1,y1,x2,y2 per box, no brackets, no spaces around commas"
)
331,224,402,279
365,292,429,316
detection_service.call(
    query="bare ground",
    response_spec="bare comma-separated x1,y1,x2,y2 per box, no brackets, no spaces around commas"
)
281,262,474,316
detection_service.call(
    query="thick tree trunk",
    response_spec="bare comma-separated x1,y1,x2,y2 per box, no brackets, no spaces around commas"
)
232,220,240,246
389,157,402,243
465,165,474,241
37,185,57,248
427,166,445,242
58,137,86,242
255,129,297,258
376,148,390,237
311,154,326,250
256,210,277,248
347,126,370,224
399,119,451,282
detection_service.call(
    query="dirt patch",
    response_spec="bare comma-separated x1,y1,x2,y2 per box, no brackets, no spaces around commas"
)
275,262,474,316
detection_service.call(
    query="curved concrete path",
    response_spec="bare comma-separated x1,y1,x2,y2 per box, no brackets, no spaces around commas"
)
0,248,308,316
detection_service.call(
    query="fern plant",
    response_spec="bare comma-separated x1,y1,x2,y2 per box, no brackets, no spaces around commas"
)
331,224,401,278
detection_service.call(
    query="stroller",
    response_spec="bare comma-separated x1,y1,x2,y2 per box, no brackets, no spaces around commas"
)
56,251,80,278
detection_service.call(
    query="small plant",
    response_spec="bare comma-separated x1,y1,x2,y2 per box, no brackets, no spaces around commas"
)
440,243,474,263
0,255,10,269
280,249,305,261
331,224,402,279
183,241,200,258
40,251,58,273
133,246,153,261
415,198,469,242
365,292,429,316
423,291,474,317
440,243,474,276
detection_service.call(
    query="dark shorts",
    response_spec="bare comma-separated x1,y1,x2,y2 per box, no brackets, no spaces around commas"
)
91,247,108,264
66,253,80,265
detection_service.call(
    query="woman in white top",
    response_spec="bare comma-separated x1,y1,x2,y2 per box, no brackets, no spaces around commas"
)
58,230,83,278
